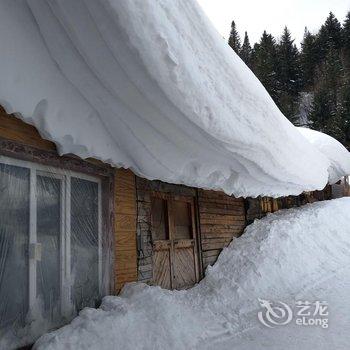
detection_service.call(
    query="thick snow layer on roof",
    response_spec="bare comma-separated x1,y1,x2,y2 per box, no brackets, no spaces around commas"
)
298,127,350,184
33,198,350,349
0,0,335,197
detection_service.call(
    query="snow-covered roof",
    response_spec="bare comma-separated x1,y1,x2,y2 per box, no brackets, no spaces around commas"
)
0,0,347,197
298,127,350,184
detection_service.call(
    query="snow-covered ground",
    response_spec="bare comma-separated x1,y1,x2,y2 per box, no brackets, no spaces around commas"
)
34,198,350,350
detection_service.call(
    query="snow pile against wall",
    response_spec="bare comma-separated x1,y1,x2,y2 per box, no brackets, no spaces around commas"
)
298,127,350,184
0,0,340,197
34,198,350,350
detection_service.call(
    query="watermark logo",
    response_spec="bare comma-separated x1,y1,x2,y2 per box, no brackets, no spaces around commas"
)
258,298,293,328
258,299,329,329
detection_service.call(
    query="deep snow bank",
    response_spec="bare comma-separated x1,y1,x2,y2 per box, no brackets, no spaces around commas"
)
0,0,335,197
34,198,350,350
298,127,350,184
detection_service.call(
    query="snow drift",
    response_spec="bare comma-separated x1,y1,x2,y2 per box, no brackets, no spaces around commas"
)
0,0,340,197
298,127,350,184
34,198,350,350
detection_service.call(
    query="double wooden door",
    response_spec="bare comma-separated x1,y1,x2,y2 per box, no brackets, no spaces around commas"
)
151,193,200,290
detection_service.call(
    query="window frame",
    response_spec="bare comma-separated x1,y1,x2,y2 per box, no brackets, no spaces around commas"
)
0,154,103,319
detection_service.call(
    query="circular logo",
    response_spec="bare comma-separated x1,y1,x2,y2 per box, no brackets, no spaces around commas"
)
258,298,293,328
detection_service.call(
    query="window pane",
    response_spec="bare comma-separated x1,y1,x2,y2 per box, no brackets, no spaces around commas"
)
151,198,168,240
36,175,61,322
173,201,192,240
0,163,29,331
71,178,99,311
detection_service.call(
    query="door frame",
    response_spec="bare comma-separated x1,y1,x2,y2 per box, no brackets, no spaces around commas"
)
150,191,201,289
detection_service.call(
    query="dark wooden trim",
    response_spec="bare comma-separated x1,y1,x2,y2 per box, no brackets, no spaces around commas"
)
103,171,116,295
0,137,114,178
243,198,249,228
195,189,204,279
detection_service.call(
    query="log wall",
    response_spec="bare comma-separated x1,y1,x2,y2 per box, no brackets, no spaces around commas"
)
197,190,246,269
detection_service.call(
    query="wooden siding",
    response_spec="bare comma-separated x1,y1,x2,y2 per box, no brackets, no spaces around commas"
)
0,106,56,151
198,189,246,269
246,188,332,224
114,169,138,292
0,107,107,168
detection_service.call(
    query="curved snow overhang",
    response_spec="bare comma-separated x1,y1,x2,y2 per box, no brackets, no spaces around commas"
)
298,127,350,184
0,0,332,197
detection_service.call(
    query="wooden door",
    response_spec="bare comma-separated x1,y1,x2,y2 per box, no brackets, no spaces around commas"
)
151,194,199,290
151,196,172,289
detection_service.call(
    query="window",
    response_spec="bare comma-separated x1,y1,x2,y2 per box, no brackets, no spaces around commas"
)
150,197,168,241
0,155,103,345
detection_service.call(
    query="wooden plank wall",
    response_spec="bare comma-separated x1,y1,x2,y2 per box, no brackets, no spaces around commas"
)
0,106,56,151
114,169,138,292
198,190,246,269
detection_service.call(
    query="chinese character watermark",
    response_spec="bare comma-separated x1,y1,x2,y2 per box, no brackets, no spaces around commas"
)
258,298,329,329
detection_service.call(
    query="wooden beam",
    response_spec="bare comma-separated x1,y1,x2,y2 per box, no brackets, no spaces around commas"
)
114,169,138,293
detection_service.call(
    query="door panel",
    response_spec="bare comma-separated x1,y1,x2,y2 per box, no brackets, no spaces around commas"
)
151,197,168,240
151,195,199,290
173,245,196,290
173,201,192,240
153,241,172,289
172,199,198,289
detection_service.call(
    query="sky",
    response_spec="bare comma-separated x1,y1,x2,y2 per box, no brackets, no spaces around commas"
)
197,0,350,46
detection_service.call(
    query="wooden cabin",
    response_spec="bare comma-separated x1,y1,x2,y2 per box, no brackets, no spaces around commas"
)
0,107,337,348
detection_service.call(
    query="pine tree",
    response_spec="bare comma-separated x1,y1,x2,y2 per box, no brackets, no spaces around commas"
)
316,12,343,61
228,20,241,54
307,12,344,141
323,47,343,104
309,47,343,140
309,87,334,133
300,28,317,89
338,81,350,146
342,12,350,74
251,31,279,102
343,11,350,51
239,31,252,66
276,27,301,121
